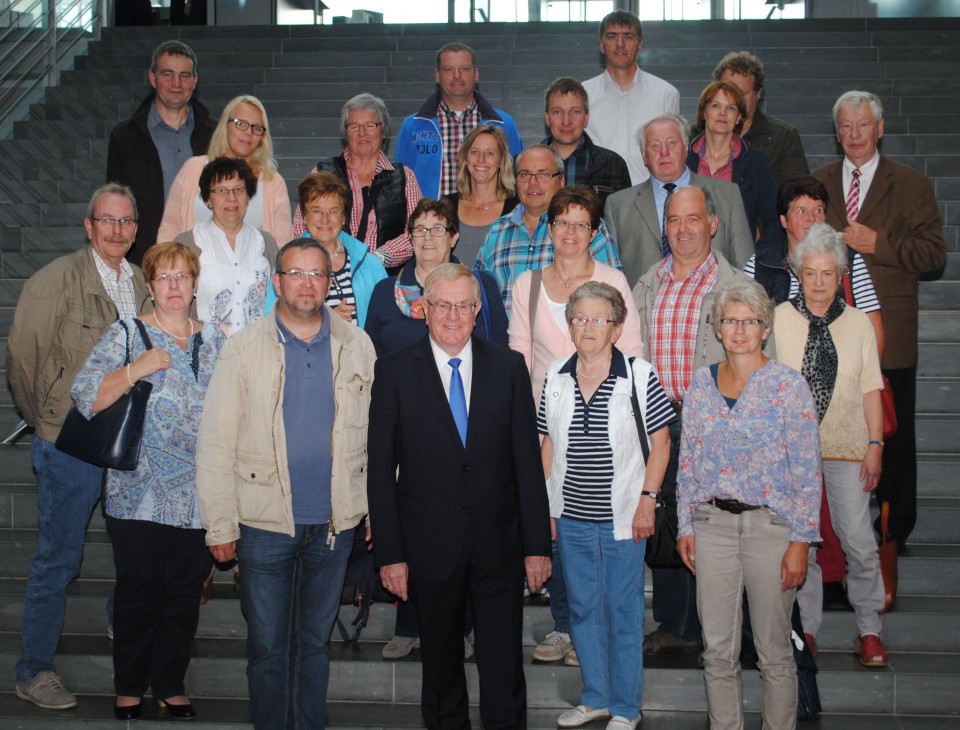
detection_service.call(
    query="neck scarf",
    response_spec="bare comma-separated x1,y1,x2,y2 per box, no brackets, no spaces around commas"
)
394,276,425,320
791,289,845,423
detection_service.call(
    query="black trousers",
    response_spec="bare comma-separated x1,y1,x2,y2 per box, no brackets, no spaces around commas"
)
409,537,526,730
876,366,918,541
107,517,211,698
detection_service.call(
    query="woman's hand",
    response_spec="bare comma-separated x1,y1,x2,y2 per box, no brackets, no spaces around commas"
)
334,301,356,322
631,497,656,544
677,536,696,575
132,347,173,380
550,517,557,542
860,446,882,492
780,541,808,591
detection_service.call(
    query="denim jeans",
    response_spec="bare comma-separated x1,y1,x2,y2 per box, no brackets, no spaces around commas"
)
548,538,571,635
237,523,354,730
17,437,104,682
557,517,645,720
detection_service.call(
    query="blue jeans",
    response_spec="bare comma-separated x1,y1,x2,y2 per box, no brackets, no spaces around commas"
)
548,538,571,635
557,517,645,719
237,523,354,730
17,437,104,682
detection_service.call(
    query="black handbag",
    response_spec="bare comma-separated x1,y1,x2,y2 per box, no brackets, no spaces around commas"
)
628,358,683,569
55,319,154,471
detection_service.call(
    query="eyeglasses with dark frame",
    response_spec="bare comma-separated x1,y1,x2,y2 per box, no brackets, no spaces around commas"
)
411,225,450,238
718,318,766,328
229,118,266,136
516,171,563,183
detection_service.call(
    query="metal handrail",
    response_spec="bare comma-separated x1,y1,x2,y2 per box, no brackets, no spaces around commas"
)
0,0,102,137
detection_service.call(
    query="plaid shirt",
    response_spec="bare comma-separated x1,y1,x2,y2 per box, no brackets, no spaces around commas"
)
649,252,720,402
437,98,480,197
292,149,421,268
473,205,623,315
91,248,138,318
560,135,591,187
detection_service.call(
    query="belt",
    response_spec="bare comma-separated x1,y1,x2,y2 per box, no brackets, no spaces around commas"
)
709,497,762,515
669,400,683,414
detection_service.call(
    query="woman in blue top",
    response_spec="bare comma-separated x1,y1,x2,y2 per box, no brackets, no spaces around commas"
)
296,171,387,327
365,197,508,358
71,242,227,721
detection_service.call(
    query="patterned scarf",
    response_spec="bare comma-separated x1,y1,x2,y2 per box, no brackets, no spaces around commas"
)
791,289,845,423
394,277,425,320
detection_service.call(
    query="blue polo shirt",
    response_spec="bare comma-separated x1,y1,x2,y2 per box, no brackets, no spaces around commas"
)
277,313,335,525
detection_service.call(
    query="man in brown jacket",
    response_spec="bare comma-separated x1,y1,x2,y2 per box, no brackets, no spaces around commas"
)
813,90,947,549
7,184,150,710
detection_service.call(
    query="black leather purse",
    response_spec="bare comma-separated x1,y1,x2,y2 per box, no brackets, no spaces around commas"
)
55,319,154,471
628,358,682,569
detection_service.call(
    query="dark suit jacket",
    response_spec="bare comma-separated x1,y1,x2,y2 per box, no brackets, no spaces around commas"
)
814,156,946,369
742,110,809,186
604,172,755,287
367,336,551,583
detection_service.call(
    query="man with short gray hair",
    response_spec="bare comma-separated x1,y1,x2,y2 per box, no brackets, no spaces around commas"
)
107,40,217,265
8,184,150,710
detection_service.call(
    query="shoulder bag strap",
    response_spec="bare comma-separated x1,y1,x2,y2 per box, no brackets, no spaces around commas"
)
117,319,132,366
629,357,650,465
133,318,154,351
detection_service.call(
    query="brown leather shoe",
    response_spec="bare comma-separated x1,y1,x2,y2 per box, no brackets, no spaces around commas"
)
855,634,888,668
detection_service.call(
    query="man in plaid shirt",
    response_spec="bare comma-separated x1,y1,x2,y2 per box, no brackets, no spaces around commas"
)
473,145,622,315
631,185,759,657
395,42,523,199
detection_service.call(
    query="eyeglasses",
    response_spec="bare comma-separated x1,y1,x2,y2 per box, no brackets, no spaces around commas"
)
154,273,194,284
718,318,766,328
211,186,248,197
551,220,593,234
307,207,343,218
229,118,266,136
411,225,450,238
278,269,331,280
516,171,562,183
570,316,615,327
346,121,383,133
91,216,137,227
426,300,477,316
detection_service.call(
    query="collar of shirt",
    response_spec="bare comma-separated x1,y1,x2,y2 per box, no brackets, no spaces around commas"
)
342,146,393,173
438,97,478,120
558,346,628,379
148,100,195,133
657,250,718,282
653,168,691,223
602,66,640,92
276,310,330,347
90,247,134,284
429,335,473,410
842,151,880,199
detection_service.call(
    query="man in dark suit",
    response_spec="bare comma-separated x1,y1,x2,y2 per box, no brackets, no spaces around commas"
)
814,90,946,548
603,113,754,286
368,263,552,730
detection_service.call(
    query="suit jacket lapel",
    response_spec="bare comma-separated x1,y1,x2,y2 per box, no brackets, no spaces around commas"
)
857,156,893,225
414,336,466,451
465,338,494,453
633,181,660,241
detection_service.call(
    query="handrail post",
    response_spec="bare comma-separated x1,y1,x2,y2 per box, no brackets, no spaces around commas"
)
45,0,57,87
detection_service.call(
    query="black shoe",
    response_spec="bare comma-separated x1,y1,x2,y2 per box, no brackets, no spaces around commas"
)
114,700,142,720
822,581,854,611
157,698,196,719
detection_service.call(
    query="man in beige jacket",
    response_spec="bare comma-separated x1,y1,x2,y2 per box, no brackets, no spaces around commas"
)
196,238,375,730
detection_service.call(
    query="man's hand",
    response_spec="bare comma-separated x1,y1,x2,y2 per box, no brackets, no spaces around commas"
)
676,536,696,575
843,221,878,255
380,562,409,602
781,541,808,591
210,541,237,563
524,555,552,594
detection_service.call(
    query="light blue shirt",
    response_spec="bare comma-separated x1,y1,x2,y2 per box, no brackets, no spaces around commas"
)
652,168,691,234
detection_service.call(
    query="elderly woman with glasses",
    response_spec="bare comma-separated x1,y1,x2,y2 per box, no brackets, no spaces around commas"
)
539,282,673,730
159,95,294,246
773,222,888,668
676,278,821,730
71,242,227,721
173,156,277,335
293,93,423,271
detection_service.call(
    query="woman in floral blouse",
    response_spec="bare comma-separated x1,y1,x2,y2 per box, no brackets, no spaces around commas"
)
676,278,821,730
71,242,226,721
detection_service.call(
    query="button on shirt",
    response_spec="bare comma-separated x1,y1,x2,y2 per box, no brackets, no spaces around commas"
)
277,314,335,524
429,337,473,413
148,102,196,200
91,248,138,318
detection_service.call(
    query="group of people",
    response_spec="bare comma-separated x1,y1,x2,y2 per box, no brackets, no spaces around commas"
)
6,9,947,730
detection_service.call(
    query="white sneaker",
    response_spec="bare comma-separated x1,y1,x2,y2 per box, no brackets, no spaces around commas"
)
382,635,420,660
532,631,572,662
606,715,640,730
557,705,610,728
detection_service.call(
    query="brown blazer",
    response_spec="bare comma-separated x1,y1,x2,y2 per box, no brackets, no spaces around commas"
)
813,156,946,369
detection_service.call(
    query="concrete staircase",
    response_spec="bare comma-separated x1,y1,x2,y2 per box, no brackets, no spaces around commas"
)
1,17,959,728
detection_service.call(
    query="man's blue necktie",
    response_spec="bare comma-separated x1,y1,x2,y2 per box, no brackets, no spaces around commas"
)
661,182,677,257
448,358,468,446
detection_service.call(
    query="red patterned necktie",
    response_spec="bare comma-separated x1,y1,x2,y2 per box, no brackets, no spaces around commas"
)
845,168,861,221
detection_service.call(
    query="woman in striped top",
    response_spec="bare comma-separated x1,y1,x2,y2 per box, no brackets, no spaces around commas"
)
539,282,674,730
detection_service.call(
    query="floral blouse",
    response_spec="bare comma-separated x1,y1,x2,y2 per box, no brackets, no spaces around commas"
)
677,360,822,542
71,318,226,528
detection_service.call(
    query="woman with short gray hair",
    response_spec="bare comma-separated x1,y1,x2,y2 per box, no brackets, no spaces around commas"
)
293,93,423,271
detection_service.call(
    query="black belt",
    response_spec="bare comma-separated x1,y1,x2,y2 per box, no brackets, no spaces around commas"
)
709,498,762,515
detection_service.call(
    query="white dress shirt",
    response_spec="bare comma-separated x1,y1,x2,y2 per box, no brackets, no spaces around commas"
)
429,336,473,415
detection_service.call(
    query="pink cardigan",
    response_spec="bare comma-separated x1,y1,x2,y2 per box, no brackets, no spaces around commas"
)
157,155,294,245
509,261,645,406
